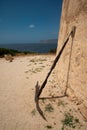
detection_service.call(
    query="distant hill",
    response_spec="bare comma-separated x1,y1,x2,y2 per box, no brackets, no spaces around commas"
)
40,39,58,44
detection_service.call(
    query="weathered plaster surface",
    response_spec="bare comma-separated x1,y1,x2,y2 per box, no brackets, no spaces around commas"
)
56,0,87,104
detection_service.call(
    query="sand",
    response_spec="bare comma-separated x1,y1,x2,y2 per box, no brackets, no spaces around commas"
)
0,55,87,130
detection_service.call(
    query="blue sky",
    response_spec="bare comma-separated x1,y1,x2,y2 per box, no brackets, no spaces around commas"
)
0,0,62,44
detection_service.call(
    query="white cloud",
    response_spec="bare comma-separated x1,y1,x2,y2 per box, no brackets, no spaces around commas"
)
28,24,35,28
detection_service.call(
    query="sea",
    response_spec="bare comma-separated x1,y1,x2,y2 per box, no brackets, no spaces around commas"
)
0,43,57,53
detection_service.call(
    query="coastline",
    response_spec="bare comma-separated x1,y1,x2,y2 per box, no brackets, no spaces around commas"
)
0,43,57,54
0,47,56,58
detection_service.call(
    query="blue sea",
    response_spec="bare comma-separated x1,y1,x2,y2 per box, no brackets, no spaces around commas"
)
0,43,57,53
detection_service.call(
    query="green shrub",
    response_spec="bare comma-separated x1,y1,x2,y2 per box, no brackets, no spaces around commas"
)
61,112,80,130
31,109,36,116
0,48,19,57
45,103,54,112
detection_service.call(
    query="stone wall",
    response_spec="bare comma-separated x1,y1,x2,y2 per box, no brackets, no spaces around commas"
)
56,0,87,105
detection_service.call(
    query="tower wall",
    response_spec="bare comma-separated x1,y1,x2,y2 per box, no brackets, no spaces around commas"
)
56,0,87,104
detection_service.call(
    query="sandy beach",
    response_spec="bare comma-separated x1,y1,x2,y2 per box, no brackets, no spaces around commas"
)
0,55,87,130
